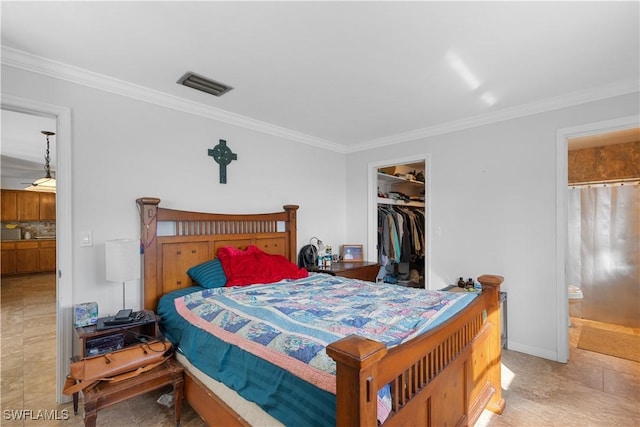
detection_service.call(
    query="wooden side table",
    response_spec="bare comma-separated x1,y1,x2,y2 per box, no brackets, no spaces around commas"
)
319,261,380,282
81,358,184,427
75,310,159,358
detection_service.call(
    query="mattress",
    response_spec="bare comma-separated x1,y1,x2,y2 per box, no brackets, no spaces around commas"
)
175,352,282,426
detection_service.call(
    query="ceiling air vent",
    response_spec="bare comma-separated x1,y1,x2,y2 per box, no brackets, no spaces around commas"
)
177,72,233,97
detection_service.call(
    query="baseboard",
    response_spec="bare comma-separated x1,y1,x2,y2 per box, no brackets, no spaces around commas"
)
505,341,560,362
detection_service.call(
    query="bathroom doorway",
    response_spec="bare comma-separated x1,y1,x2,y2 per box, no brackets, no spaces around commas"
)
566,129,640,329
556,116,638,363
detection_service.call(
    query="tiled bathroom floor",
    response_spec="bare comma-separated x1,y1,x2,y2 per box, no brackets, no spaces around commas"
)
2,273,638,426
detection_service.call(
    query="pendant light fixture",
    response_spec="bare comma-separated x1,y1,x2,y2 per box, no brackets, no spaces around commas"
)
25,131,56,193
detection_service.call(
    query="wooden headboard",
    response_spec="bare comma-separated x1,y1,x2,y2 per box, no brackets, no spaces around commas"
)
136,197,299,310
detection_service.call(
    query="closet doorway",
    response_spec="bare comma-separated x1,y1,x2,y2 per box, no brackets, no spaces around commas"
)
368,155,430,289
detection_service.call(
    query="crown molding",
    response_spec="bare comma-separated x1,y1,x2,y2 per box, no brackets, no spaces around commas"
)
3,46,637,155
348,78,639,153
1,46,346,153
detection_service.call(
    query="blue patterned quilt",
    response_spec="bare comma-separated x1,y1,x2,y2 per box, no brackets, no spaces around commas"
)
173,274,478,422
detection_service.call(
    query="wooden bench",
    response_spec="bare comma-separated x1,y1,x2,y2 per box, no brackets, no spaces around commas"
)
80,358,184,427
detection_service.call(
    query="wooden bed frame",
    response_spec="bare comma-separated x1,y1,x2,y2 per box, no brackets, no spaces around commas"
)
137,197,505,426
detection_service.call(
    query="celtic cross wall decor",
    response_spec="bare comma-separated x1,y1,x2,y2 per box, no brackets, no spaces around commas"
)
208,139,237,184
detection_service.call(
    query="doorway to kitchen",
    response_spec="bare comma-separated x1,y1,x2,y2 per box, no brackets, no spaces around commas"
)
1,95,73,403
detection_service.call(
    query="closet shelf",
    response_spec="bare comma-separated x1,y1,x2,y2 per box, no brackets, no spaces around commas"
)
377,197,425,207
377,173,425,186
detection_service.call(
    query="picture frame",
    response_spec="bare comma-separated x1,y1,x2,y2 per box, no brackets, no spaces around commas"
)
341,244,364,262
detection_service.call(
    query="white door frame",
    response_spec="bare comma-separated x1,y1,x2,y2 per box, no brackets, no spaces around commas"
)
368,154,431,289
555,114,638,363
1,95,74,403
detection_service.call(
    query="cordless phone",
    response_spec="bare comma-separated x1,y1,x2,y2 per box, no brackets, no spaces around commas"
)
114,309,133,320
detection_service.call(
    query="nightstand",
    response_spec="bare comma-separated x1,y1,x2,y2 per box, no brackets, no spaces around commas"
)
319,261,380,282
75,310,159,358
72,310,163,417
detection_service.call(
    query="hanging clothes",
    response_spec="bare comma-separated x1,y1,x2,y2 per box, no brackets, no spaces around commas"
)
378,205,425,265
378,205,401,263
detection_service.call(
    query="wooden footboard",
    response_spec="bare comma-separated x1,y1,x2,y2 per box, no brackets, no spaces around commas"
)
326,275,505,427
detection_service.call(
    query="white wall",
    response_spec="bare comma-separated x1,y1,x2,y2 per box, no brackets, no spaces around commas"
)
4,63,639,363
1,65,347,316
346,92,640,361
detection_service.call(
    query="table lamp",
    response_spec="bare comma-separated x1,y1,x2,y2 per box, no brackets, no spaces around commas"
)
105,238,140,310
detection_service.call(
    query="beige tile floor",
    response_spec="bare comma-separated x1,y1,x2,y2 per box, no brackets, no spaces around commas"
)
2,273,639,426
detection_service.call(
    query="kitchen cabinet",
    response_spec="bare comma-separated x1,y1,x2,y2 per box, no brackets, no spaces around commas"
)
39,193,56,220
38,240,56,271
1,191,18,221
0,190,56,221
1,240,56,275
16,241,39,273
17,191,40,220
1,242,16,275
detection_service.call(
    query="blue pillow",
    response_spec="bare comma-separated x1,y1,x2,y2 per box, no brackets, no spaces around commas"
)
187,258,227,288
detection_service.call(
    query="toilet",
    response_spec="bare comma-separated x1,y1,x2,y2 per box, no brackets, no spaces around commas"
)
568,285,584,301
568,285,584,326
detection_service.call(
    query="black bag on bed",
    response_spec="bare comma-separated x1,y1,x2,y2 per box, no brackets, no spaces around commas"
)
298,244,318,269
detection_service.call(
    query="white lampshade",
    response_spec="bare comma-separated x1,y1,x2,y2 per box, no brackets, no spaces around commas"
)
25,177,56,192
106,239,140,283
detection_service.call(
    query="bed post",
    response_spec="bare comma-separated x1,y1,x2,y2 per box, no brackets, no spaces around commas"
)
136,197,161,310
283,204,299,264
476,274,506,415
326,335,387,427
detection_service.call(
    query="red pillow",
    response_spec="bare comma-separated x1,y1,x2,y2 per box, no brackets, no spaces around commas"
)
217,245,308,287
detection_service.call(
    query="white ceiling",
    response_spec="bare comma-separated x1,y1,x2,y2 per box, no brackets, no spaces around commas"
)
1,1,639,154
